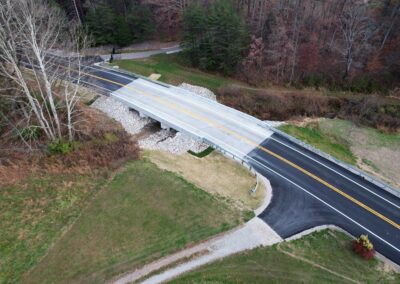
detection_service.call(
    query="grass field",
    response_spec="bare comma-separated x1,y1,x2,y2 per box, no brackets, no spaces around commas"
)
112,54,236,91
279,122,357,165
23,159,248,284
144,150,263,211
279,119,400,188
0,173,107,284
169,229,400,283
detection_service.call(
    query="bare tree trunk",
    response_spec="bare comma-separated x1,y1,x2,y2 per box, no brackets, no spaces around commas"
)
0,0,88,147
336,1,371,80
380,4,399,50
289,0,302,85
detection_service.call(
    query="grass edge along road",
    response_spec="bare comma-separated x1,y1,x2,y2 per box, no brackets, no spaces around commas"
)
77,61,400,230
21,159,251,284
168,229,400,284
278,122,357,166
111,54,236,91
279,119,400,189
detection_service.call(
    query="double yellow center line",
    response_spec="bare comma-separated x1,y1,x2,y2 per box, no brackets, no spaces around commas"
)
74,64,400,230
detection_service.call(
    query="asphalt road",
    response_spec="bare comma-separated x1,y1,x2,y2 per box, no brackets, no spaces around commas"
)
99,46,182,61
46,57,400,265
248,134,400,263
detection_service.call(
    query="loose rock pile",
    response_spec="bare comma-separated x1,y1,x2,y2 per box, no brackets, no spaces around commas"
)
91,94,208,154
91,96,153,135
178,83,217,101
139,130,208,155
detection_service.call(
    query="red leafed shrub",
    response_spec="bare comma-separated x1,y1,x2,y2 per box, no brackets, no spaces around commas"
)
352,235,375,260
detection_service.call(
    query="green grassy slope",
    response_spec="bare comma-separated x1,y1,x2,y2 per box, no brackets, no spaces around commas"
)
279,122,357,165
0,173,106,284
112,54,236,91
23,159,248,284
169,229,399,283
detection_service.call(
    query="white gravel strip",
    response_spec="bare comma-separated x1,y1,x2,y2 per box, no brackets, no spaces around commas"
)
112,218,281,284
254,174,273,216
138,218,282,284
264,120,286,128
91,86,211,154
139,130,208,154
91,96,153,135
178,83,217,101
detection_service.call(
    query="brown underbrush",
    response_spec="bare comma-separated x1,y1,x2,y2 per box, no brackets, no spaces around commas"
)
218,85,400,132
0,106,140,184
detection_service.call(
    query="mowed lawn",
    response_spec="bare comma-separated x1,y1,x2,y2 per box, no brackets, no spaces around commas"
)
279,122,357,165
0,173,107,284
169,229,400,283
23,159,248,284
112,54,236,91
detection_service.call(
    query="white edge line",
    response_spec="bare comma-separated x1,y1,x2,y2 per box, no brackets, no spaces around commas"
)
47,65,400,256
269,137,400,209
109,84,400,255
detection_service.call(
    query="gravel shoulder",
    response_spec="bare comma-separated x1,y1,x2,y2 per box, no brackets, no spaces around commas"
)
112,218,282,284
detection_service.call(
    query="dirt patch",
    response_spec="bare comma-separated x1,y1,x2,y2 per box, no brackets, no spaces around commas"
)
317,119,400,188
144,150,263,211
351,142,400,189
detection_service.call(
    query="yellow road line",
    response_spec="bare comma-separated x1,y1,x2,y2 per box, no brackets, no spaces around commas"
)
73,65,400,229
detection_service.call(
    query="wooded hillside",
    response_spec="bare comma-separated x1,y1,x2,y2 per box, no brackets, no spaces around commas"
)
61,0,399,90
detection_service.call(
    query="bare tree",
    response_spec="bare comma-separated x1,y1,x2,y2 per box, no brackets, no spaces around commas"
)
336,1,373,79
289,0,304,85
0,0,87,147
379,2,400,50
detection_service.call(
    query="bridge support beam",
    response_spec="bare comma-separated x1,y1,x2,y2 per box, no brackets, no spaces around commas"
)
160,123,170,131
139,112,148,118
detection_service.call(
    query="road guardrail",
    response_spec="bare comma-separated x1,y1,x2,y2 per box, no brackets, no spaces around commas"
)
96,61,399,199
262,122,400,198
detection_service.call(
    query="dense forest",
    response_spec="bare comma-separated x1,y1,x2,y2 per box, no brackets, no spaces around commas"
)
60,0,400,91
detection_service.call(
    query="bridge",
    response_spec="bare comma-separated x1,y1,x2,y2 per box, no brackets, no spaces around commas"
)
24,54,400,265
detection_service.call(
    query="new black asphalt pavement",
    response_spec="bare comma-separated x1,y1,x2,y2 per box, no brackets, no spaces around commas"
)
247,133,400,264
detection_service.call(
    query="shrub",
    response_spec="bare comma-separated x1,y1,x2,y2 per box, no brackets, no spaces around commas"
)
104,132,119,144
85,95,100,106
352,234,375,260
303,74,325,89
188,146,214,158
47,140,76,155
19,126,41,140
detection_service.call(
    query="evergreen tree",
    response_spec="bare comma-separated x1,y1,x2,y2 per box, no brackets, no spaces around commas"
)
182,0,249,75
182,3,207,67
85,3,116,45
127,5,154,41
114,16,133,46
206,0,249,75
262,12,276,42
